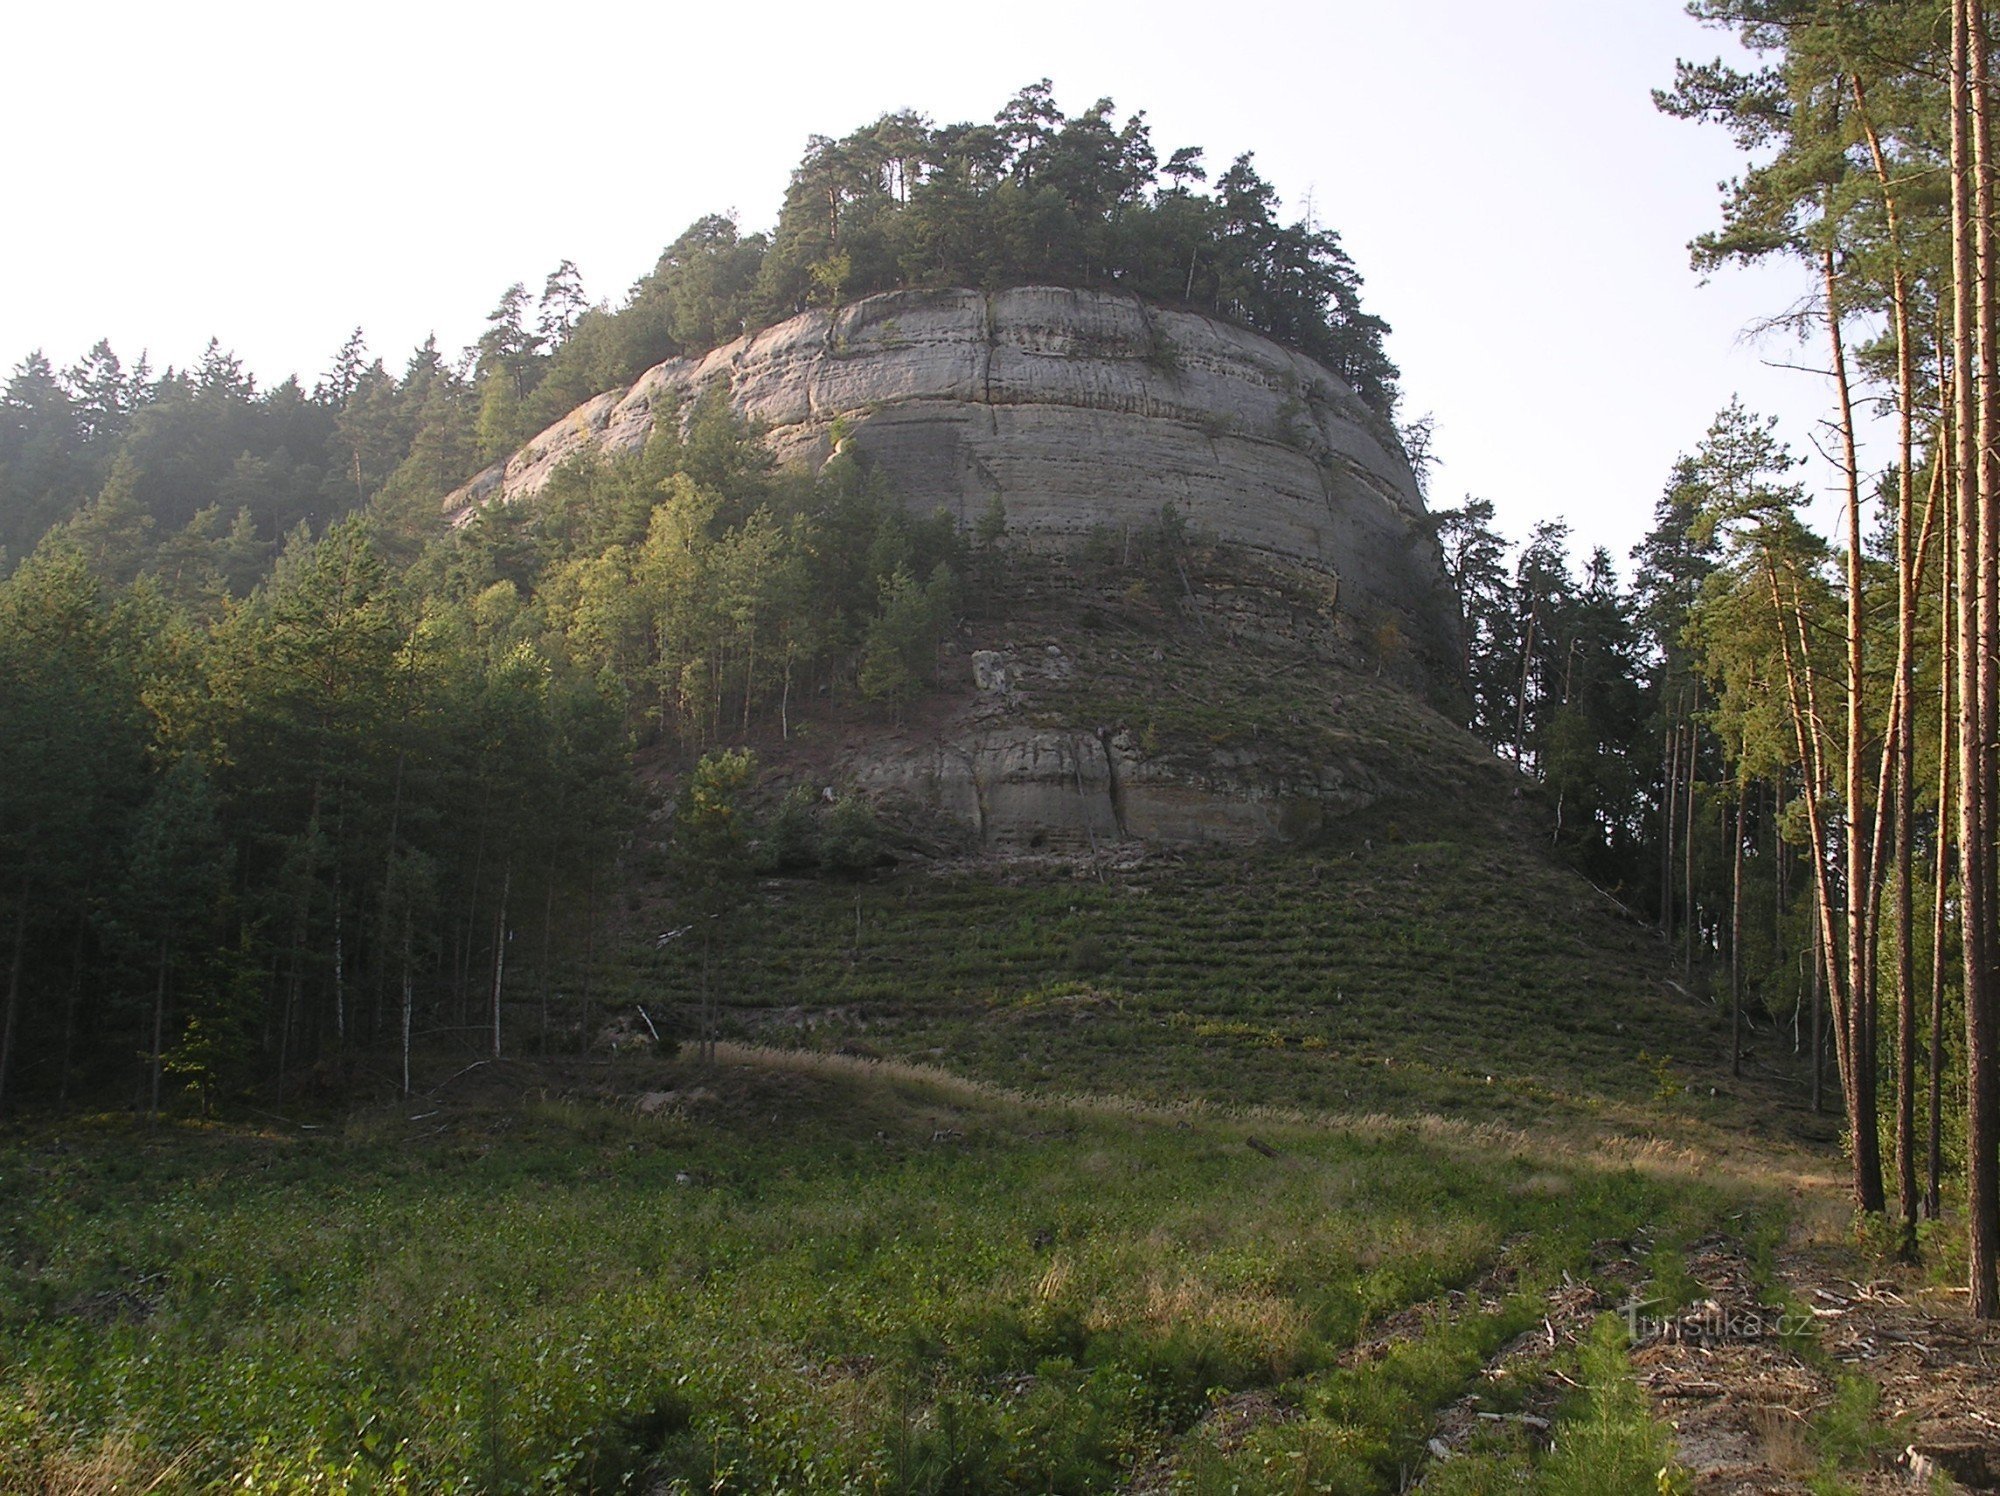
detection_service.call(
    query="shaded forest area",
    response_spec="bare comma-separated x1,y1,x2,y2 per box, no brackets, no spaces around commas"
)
0,384,983,1118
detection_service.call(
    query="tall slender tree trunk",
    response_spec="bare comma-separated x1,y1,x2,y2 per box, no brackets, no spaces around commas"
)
581,869,599,1048
1811,898,1825,1116
332,876,345,1045
490,862,511,1060
1769,562,1857,1160
58,923,84,1107
0,893,28,1113
1684,714,1699,976
401,921,414,1099
1827,240,1887,1216
781,644,795,741
279,899,308,1106
149,937,169,1121
1955,0,1999,1316
1931,513,1955,1220
1512,609,1537,764
1731,791,1745,1078
1662,721,1681,935
1861,76,1927,1248
375,745,408,1049
539,882,555,1053
459,805,489,1029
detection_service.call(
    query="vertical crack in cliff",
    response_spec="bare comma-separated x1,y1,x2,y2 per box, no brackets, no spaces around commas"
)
1072,744,1100,855
980,291,997,409
971,751,992,846
1099,728,1129,841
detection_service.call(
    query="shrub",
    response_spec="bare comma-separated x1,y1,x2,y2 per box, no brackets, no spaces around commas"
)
819,796,885,875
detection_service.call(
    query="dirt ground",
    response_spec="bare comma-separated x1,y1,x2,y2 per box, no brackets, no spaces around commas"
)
1434,1227,2000,1493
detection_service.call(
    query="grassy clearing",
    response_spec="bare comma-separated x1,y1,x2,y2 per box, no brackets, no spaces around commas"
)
0,1054,1732,1493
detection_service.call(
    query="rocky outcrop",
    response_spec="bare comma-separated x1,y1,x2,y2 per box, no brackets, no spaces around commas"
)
446,285,1455,662
848,724,1370,851
834,639,1392,853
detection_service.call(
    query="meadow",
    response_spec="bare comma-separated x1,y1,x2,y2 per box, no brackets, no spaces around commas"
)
1,1047,1736,1493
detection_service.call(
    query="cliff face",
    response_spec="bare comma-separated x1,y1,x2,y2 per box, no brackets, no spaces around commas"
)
447,285,1454,662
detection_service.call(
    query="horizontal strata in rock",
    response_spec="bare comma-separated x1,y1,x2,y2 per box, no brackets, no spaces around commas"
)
446,285,1453,656
844,723,1377,851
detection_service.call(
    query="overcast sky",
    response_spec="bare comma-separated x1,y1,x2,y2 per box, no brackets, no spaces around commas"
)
2,0,1848,565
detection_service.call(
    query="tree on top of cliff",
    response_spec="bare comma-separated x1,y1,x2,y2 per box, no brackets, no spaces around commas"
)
612,83,1400,419
0,87,1400,597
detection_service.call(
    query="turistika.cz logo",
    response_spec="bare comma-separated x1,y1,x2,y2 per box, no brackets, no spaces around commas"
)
1618,1296,1816,1344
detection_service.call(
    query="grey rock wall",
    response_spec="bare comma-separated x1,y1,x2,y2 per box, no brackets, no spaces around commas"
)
446,286,1456,661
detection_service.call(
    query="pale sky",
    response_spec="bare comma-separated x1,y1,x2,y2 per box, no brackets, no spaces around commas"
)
2,0,1848,567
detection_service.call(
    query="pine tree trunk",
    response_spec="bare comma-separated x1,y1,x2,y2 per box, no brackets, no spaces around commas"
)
1731,792,1744,1079
1930,547,1954,1220
0,893,28,1113
1955,0,1999,1316
1861,76,1928,1247
401,921,414,1099
1512,610,1536,764
539,882,555,1054
149,937,169,1121
1827,241,1887,1216
58,923,83,1107
375,746,408,1049
581,869,598,1047
491,863,511,1060
332,875,345,1045
1768,562,1851,1147
459,804,489,1029
1684,715,1699,976
1811,899,1825,1117
1661,721,1680,935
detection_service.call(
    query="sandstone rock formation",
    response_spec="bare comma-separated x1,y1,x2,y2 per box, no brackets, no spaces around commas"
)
446,285,1455,663
835,637,1398,853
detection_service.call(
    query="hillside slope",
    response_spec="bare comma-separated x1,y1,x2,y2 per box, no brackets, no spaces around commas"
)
615,552,1773,1133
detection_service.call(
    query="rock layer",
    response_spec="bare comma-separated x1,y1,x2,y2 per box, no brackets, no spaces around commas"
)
831,636,1403,853
447,286,1454,660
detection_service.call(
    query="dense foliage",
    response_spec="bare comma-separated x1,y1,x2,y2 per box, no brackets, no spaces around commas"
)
0,388,975,1112
633,82,1402,413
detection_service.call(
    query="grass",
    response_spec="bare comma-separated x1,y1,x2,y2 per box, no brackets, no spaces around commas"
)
625,827,1743,1133
610,553,1768,1137
0,1054,1733,1493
